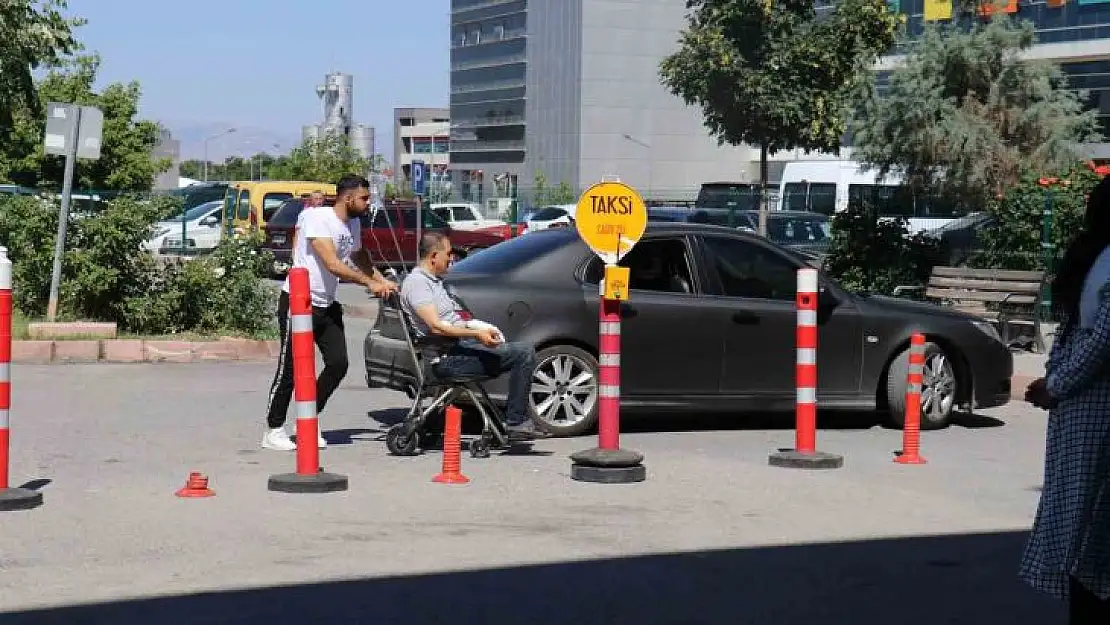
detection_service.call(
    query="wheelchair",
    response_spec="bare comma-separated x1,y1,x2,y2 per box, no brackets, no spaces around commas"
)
382,294,514,459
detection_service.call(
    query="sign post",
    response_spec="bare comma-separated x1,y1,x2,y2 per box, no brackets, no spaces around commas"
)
568,178,648,484
42,102,103,322
412,160,426,263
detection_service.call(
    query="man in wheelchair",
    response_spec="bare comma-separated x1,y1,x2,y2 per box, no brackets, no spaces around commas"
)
399,232,548,441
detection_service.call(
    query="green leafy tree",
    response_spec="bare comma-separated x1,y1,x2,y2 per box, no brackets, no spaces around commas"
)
270,133,371,182
0,0,83,146
976,161,1101,270
660,0,898,234
823,200,944,294
531,171,576,206
851,15,1102,211
181,153,289,181
0,54,170,191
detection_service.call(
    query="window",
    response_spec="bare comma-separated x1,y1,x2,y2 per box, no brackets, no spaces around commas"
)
808,183,836,215
583,239,695,295
262,193,294,221
703,236,798,301
765,216,831,244
368,208,450,229
452,206,475,221
268,200,304,227
782,183,809,211
235,190,251,220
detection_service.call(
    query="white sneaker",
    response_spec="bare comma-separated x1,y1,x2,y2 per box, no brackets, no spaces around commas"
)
261,427,296,451
289,421,327,449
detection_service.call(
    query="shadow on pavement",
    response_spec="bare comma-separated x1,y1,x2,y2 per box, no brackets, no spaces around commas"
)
1,530,1058,625
367,406,1009,438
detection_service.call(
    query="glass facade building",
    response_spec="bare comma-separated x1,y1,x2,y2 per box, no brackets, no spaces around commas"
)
449,0,528,201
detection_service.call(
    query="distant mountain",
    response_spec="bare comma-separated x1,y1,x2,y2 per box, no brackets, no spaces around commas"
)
159,120,301,161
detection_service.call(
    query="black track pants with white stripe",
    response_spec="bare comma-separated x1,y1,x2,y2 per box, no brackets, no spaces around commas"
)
265,290,349,429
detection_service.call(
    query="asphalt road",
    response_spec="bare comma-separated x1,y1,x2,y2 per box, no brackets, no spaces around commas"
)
0,309,1064,625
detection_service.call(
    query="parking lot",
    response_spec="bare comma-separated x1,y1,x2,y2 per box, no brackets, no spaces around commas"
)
0,309,1064,624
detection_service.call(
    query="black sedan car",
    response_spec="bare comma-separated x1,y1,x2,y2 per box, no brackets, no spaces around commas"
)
364,223,1012,436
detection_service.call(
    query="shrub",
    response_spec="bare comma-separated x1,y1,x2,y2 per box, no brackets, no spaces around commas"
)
976,162,1101,271
823,200,944,295
0,193,276,337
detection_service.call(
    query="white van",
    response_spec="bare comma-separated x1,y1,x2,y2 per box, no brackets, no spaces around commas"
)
777,160,967,233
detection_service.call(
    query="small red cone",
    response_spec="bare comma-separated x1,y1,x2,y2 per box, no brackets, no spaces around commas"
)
175,471,215,498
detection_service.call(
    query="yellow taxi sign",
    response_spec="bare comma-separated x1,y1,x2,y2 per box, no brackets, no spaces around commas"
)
604,265,630,301
574,181,648,263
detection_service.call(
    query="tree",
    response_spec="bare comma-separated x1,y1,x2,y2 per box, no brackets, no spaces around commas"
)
660,0,898,234
181,153,288,181
270,133,371,183
531,171,576,206
850,14,1102,211
0,54,170,191
0,0,83,147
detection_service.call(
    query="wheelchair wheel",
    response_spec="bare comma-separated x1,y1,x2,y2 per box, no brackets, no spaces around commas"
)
470,436,491,459
386,424,420,456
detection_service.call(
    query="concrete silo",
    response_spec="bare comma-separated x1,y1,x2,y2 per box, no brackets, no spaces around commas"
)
318,72,354,137
351,124,375,161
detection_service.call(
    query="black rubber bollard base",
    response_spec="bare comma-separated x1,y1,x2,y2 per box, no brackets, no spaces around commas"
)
268,471,349,493
570,447,646,484
768,449,844,470
0,487,44,511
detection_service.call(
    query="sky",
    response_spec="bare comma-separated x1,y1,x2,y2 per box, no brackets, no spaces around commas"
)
68,0,450,162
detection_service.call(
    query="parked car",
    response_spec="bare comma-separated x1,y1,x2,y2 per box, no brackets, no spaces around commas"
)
430,202,506,231
647,207,831,263
365,223,1013,436
362,199,509,268
922,212,995,266
526,204,577,231
260,196,337,277
144,200,223,255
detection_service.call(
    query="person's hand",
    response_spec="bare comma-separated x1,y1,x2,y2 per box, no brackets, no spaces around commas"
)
367,278,397,298
476,326,502,347
1025,377,1056,410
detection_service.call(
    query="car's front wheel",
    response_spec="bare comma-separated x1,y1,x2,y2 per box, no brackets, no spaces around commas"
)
884,341,959,430
528,345,599,437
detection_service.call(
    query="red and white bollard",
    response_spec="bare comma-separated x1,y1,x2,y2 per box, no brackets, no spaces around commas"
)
895,333,928,465
569,268,646,483
0,246,43,511
268,267,349,494
768,267,844,470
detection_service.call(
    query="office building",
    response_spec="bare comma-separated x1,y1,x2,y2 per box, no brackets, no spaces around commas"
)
393,107,450,185
449,0,757,202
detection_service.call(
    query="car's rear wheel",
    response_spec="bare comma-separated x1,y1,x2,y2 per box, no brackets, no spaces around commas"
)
885,341,959,430
528,345,599,437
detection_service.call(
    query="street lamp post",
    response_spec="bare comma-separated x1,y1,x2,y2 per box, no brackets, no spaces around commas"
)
621,133,653,199
203,127,237,182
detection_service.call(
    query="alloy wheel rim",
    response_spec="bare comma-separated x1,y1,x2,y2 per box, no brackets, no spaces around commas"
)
529,353,598,428
920,352,956,421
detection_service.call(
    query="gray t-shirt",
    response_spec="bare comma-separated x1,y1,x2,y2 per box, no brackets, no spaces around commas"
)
400,267,463,337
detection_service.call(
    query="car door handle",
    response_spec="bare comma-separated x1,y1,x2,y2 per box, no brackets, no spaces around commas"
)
732,311,760,325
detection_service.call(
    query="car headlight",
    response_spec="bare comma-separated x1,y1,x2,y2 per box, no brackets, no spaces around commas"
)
971,320,1002,343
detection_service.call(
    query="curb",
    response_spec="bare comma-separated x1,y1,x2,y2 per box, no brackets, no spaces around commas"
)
11,338,279,364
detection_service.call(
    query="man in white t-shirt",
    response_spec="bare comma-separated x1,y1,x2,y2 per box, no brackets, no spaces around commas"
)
262,174,398,451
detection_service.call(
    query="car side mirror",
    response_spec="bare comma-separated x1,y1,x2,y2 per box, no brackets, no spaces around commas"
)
200,216,219,227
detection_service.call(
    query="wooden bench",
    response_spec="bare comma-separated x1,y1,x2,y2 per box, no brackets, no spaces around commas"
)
893,266,1047,352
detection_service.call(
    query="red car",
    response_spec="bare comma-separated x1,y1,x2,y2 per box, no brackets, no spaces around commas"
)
362,199,508,268
260,195,336,277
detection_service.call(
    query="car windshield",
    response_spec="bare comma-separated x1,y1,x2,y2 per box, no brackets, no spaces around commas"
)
170,201,222,222
695,184,758,210
268,200,304,227
450,230,574,275
530,206,568,221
